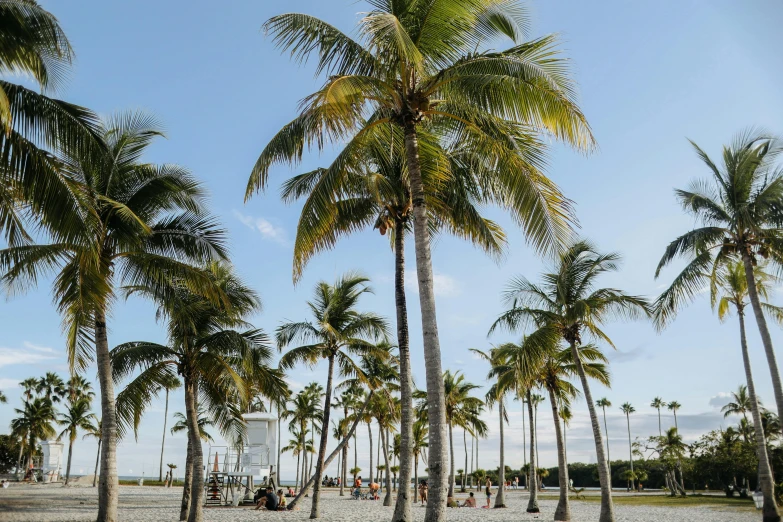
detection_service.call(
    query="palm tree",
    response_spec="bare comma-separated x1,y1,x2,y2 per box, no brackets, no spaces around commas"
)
651,397,665,437
620,403,635,491
65,375,93,404
82,419,101,487
596,398,612,484
0,113,229,520
284,389,322,493
167,463,178,486
654,130,783,432
0,391,5,403
249,6,594,518
656,252,783,518
57,396,96,485
492,240,651,522
37,372,65,404
722,385,753,424
0,1,104,250
416,370,485,499
412,419,428,503
277,273,388,519
302,382,324,484
531,393,544,472
10,397,56,471
20,378,38,401
170,410,215,443
111,262,280,522
158,375,181,482
281,429,309,492
279,118,507,522
657,428,687,496
560,405,572,466
667,401,681,431
484,334,546,512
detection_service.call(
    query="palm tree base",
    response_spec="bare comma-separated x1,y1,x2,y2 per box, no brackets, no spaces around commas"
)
526,508,541,513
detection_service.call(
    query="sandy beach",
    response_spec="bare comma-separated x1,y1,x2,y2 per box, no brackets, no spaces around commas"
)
0,485,758,522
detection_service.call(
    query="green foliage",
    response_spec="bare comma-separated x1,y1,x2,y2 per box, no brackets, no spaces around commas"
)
0,434,22,473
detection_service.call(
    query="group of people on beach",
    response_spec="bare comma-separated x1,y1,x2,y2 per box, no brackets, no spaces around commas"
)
351,476,381,500
254,486,287,511
321,476,341,488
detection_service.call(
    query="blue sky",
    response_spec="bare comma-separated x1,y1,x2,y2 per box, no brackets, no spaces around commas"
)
2,0,783,482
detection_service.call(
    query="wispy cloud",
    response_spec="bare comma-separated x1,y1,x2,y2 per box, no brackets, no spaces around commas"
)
404,272,461,298
0,341,59,368
607,345,651,364
709,391,732,409
233,210,288,245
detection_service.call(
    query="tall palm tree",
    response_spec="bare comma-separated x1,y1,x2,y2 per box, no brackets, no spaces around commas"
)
596,397,612,483
20,378,38,401
722,385,753,424
158,375,181,482
657,427,687,496
531,393,544,472
491,240,651,522
282,427,311,492
654,130,783,432
248,6,594,518
82,418,101,487
495,339,609,521
10,397,56,471
65,375,93,404
37,372,65,404
57,396,96,485
300,382,324,486
560,405,572,466
620,403,635,491
651,397,665,437
655,251,783,519
471,348,510,508
278,118,508,522
284,389,322,493
485,334,548,513
667,401,681,431
0,113,229,520
111,262,280,522
371,390,400,506
277,273,389,519
416,370,485,499
411,418,428,503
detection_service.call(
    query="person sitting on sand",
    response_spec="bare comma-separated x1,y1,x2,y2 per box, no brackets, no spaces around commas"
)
255,486,279,511
369,482,380,500
277,489,286,510
461,492,476,508
287,486,295,497
446,495,458,508
419,481,428,504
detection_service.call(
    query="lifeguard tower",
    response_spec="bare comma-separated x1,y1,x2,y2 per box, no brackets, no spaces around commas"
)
204,411,278,506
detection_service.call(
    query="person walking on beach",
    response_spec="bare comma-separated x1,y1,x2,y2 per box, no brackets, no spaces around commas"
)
419,481,428,505
485,478,492,508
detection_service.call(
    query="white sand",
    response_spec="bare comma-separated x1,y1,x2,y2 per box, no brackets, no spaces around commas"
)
0,484,759,521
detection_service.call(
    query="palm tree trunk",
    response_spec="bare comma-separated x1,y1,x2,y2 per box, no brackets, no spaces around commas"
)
548,387,570,521
462,429,468,493
469,435,474,490
160,388,170,482
601,406,611,488
95,310,118,522
95,310,120,522
180,435,193,520
64,435,74,486
93,439,101,488
381,425,392,506
569,341,614,522
295,452,301,495
526,391,539,513
309,354,335,519
447,421,455,498
673,410,678,431
341,442,348,496
476,437,480,492
625,414,633,491
15,443,24,481
742,254,783,431
392,220,413,521
404,122,448,522
739,310,781,521
277,407,282,490
185,379,204,522
494,401,506,508
287,391,373,511
309,418,315,483
521,394,526,489
414,455,419,503
368,422,374,490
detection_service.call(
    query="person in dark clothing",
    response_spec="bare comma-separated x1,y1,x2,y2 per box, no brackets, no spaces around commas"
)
255,486,279,511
